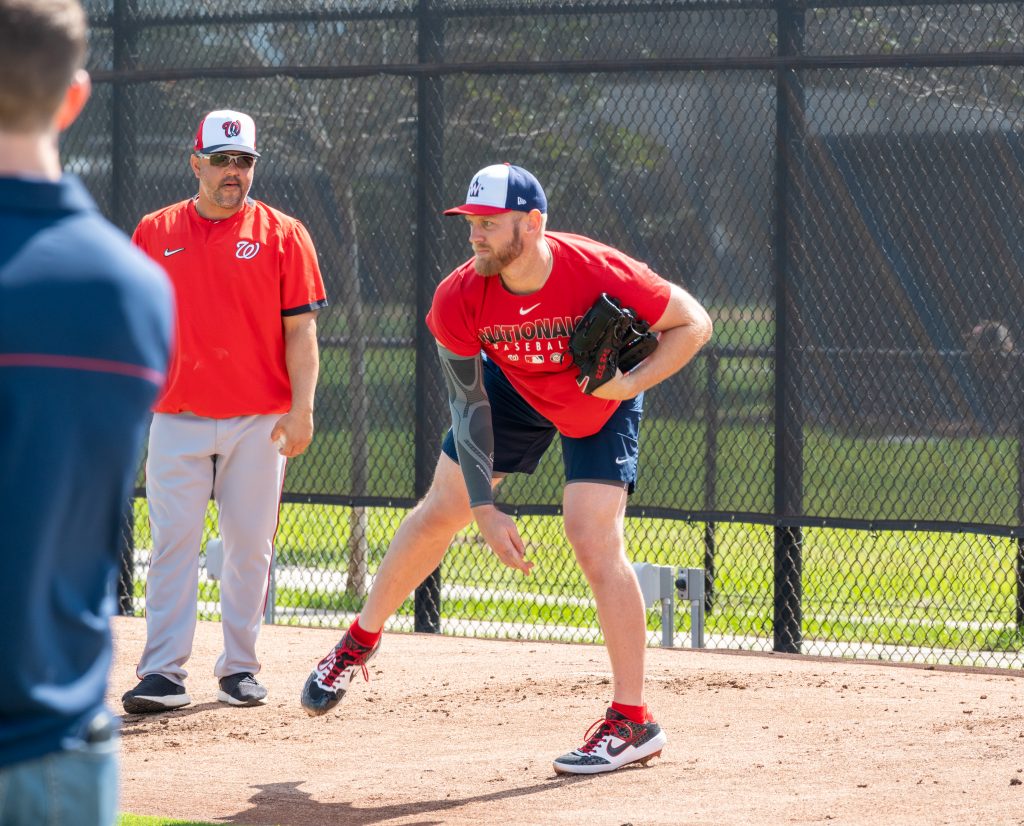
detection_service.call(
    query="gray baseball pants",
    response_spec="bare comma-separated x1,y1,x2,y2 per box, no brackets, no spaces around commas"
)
137,412,285,684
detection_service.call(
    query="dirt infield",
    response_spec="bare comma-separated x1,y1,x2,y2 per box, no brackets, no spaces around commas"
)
109,616,1024,825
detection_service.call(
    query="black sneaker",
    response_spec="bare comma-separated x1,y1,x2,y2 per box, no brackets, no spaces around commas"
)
553,708,667,775
217,673,268,707
121,674,191,714
300,630,379,717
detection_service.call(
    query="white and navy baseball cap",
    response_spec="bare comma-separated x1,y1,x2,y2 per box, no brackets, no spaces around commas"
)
443,163,547,216
193,109,260,157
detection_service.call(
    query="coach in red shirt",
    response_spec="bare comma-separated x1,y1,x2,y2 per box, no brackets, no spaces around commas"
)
122,110,327,713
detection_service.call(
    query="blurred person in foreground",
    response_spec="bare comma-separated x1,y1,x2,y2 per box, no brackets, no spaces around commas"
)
0,0,173,822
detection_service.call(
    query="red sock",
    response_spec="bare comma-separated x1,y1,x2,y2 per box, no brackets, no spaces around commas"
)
611,701,649,725
348,616,382,649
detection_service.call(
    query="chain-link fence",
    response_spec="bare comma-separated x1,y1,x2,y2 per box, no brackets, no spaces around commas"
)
75,0,1024,668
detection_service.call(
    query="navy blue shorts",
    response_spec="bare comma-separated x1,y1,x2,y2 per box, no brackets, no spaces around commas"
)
441,357,645,494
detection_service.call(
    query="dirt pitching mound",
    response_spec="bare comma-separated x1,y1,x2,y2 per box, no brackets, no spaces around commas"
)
110,617,1024,825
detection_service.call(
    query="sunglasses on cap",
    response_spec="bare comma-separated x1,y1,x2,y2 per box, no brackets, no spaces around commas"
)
195,152,257,169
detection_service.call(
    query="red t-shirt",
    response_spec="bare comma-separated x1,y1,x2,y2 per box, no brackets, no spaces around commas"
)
427,231,671,437
132,198,327,417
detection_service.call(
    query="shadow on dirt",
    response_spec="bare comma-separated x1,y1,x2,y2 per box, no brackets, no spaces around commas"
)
219,775,604,826
118,702,232,735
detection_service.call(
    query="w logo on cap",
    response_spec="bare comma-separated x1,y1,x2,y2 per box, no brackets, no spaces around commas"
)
222,120,242,139
468,177,483,197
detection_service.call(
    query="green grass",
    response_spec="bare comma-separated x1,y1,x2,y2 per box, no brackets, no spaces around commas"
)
127,496,1023,662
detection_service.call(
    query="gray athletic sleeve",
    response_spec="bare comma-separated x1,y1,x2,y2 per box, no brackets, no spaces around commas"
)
437,344,494,507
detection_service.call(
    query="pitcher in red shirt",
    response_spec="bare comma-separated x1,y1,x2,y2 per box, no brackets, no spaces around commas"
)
123,110,327,714
301,163,711,775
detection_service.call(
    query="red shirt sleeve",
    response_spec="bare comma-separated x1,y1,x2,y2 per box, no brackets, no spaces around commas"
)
280,220,327,315
426,266,481,357
589,243,671,327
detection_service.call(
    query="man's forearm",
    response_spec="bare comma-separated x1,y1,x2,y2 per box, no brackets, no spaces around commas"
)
437,345,494,507
625,284,713,394
621,321,707,394
285,315,319,413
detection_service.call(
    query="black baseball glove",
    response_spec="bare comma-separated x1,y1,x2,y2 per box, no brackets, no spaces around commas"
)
568,293,658,394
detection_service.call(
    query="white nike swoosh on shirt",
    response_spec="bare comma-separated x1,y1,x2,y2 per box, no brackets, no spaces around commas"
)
163,247,185,257
615,456,630,465
519,303,541,315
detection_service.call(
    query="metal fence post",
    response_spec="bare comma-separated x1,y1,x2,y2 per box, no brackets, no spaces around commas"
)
773,0,806,654
1015,353,1024,627
118,503,134,615
413,1,446,634
1016,536,1023,629
113,3,139,617
704,350,719,613
110,0,138,234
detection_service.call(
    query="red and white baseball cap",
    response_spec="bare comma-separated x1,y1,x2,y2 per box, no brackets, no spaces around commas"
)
443,163,547,216
193,109,260,157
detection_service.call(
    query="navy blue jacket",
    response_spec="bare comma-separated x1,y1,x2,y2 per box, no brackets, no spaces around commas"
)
0,175,173,767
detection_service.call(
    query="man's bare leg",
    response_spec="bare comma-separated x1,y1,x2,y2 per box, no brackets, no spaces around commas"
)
300,454,481,715
554,481,666,774
563,481,646,705
359,454,476,631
